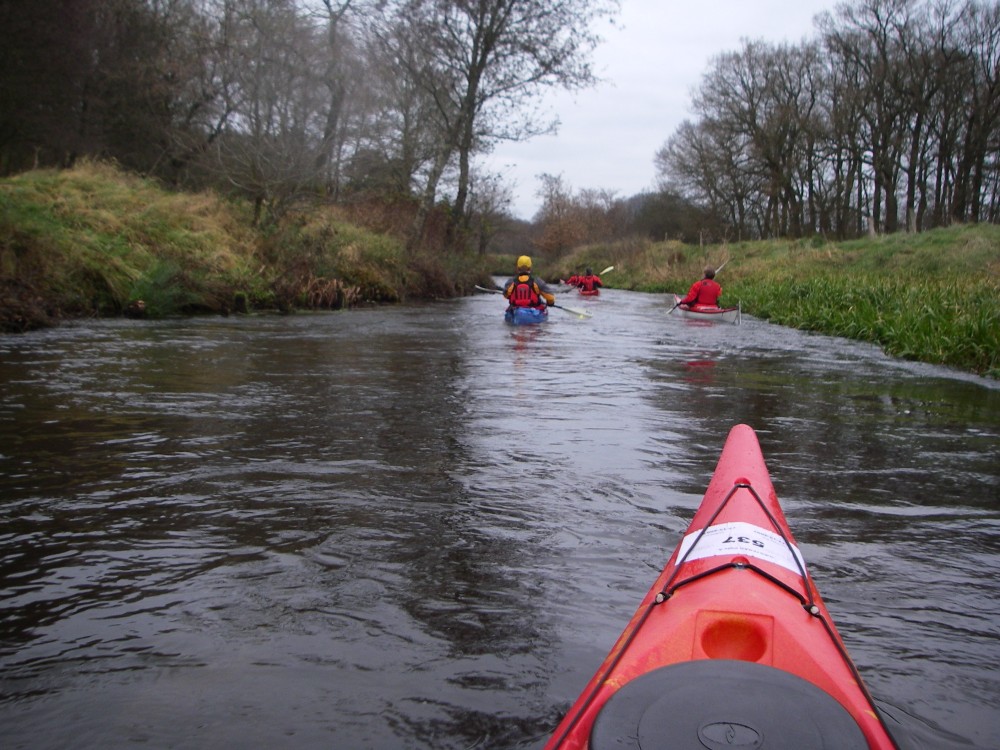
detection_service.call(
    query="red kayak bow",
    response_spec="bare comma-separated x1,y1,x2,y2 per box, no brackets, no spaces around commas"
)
544,424,899,750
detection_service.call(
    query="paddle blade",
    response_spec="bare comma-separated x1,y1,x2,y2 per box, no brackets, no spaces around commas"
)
599,265,614,275
553,304,593,319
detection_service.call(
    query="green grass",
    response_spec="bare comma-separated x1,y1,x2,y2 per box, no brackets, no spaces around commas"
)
731,274,999,376
0,160,492,329
549,227,1000,378
0,160,261,319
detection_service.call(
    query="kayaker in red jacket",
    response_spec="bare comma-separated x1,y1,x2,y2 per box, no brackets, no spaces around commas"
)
679,267,722,308
577,267,603,293
503,255,555,309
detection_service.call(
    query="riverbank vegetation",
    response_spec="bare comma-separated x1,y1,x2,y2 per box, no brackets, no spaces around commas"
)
2,0,1000,378
0,161,492,331
2,162,998,378
554,226,1000,378
4,1,1000,252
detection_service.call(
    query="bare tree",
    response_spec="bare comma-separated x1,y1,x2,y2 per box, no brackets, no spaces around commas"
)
657,0,1000,239
309,0,368,196
951,0,1000,223
657,119,757,240
816,16,871,237
822,0,920,233
533,172,587,255
373,0,619,250
894,1,948,231
205,0,332,224
466,169,513,254
360,15,449,200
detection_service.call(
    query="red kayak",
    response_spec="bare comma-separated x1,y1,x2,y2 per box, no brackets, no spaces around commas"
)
671,294,740,324
578,288,600,297
544,424,899,750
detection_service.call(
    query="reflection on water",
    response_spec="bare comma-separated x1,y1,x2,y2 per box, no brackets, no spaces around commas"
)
1,291,998,749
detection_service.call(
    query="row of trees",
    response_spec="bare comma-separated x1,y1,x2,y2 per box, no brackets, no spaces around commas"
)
656,0,1000,240
5,0,997,250
524,174,714,254
0,0,617,248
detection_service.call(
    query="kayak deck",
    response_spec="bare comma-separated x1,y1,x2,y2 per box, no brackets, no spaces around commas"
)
504,306,548,325
544,424,898,750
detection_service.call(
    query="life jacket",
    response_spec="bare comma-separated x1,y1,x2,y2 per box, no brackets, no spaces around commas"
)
685,279,722,307
579,275,600,292
696,279,722,306
509,274,541,307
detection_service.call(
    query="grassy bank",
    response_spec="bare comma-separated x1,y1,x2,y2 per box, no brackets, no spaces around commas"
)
3,162,997,379
0,161,492,332
553,228,1000,378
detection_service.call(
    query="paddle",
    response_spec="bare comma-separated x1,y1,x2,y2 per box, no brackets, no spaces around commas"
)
669,260,729,313
474,285,593,319
547,301,594,319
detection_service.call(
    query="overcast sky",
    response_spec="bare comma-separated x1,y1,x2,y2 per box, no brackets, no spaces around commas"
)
484,0,837,219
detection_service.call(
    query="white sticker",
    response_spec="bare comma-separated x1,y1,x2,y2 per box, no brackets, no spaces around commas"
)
676,521,806,576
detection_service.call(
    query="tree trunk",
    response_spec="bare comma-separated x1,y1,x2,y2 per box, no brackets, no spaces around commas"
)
407,145,452,252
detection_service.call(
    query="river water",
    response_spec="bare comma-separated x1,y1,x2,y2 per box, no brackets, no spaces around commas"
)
1,286,998,749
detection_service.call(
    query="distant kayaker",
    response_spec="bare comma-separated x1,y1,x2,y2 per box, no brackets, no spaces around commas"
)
679,267,722,309
577,267,603,293
504,255,555,310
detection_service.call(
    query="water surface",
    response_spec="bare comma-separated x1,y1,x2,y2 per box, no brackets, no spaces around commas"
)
1,287,998,748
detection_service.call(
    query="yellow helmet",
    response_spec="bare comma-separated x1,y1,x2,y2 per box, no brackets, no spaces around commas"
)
516,255,532,271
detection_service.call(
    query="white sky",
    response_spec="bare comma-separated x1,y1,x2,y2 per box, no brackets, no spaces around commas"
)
484,0,836,219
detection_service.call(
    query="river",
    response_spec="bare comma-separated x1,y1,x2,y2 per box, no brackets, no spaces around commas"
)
1,285,998,749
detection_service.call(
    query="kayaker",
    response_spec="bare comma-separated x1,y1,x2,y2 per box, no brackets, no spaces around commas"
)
679,266,722,309
504,255,555,310
577,267,603,293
